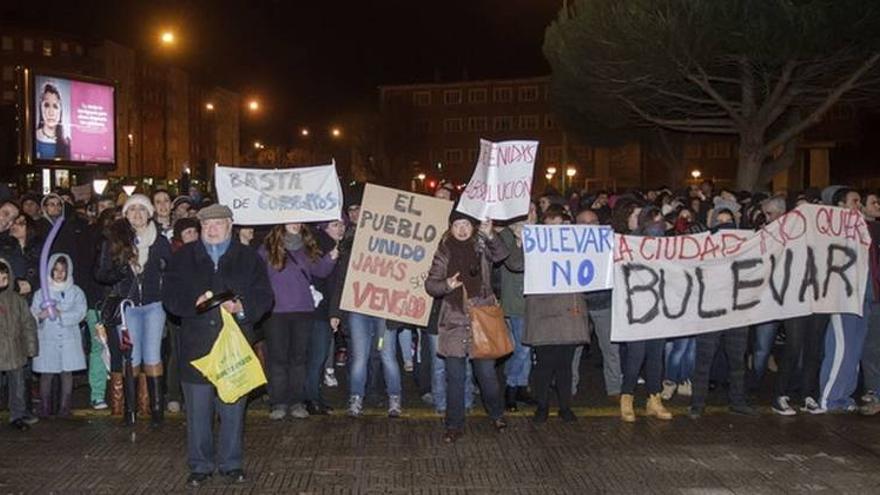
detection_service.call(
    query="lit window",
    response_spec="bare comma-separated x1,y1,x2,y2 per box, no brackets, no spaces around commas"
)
22,38,34,52
443,118,463,133
467,116,487,132
705,142,731,159
467,88,487,104
413,91,431,106
518,86,539,102
684,144,702,159
443,90,462,105
42,40,53,57
493,87,513,103
519,115,539,130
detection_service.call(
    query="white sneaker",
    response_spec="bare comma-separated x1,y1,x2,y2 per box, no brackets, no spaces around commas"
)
772,396,796,416
269,406,287,421
661,380,676,400
348,395,363,417
289,403,310,419
323,368,338,387
388,395,402,418
800,397,826,415
91,400,108,410
677,380,693,397
167,400,181,413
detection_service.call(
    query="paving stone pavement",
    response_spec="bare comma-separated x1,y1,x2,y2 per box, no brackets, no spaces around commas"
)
3,349,880,493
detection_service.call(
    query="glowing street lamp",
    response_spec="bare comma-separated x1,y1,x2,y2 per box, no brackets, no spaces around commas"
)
566,167,577,178
331,127,342,138
300,128,310,137
253,141,262,150
547,166,557,175
160,31,175,46
691,169,702,180
545,173,554,181
248,100,260,112
417,173,427,181
205,102,215,111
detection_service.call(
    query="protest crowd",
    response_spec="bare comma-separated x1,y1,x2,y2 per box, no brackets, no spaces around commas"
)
0,173,878,487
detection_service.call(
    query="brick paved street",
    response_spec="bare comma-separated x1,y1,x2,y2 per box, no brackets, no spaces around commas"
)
3,349,880,494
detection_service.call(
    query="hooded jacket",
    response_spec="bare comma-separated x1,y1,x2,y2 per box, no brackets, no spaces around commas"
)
0,257,38,371
31,253,87,373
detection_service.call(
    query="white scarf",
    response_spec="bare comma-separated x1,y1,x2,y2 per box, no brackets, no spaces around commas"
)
133,222,157,274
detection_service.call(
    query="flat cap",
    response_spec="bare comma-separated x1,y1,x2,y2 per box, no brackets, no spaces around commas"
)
196,204,233,221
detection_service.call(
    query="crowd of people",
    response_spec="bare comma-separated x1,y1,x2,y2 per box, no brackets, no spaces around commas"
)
0,178,878,487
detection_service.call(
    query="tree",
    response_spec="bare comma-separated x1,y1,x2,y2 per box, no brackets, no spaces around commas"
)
544,0,880,190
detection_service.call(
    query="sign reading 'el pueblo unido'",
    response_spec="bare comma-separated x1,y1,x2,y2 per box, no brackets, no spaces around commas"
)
457,139,537,220
523,224,615,294
611,204,871,342
340,184,453,327
214,163,342,225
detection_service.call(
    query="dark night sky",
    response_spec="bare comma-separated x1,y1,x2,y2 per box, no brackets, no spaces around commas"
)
3,0,560,143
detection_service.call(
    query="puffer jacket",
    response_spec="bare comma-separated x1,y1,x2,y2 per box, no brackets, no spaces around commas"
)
0,257,38,371
425,233,508,358
524,293,590,346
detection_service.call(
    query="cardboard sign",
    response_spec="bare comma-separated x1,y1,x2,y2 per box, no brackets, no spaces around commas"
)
610,204,871,342
214,163,342,225
523,224,615,294
339,184,453,326
457,139,537,220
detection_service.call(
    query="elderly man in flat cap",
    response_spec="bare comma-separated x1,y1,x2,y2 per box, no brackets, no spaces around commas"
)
162,204,273,487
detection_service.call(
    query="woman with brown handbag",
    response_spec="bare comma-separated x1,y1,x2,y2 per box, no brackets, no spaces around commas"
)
425,210,509,443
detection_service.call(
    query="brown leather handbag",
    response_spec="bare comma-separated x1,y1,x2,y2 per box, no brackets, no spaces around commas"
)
464,286,513,359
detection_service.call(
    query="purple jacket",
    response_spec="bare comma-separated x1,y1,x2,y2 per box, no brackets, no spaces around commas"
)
258,246,336,314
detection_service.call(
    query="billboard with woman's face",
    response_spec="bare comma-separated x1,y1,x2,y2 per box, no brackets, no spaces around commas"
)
33,74,115,164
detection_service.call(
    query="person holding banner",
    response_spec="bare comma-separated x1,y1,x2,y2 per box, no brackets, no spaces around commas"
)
524,207,590,423
612,201,672,422
425,210,509,443
162,204,273,487
259,223,337,420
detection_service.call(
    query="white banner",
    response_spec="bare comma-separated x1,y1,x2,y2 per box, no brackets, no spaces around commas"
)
611,204,871,342
457,139,537,220
214,163,342,225
523,224,615,294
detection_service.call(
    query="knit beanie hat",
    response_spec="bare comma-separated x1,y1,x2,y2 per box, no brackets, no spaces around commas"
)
122,194,155,217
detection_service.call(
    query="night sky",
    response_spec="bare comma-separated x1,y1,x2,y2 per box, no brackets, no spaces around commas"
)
3,0,560,143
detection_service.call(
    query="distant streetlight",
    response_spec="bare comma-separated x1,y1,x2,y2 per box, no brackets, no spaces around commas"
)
205,102,215,111
566,167,577,178
691,169,702,179
331,127,342,138
253,141,262,149
545,173,554,181
417,173,427,181
300,128,310,137
160,31,175,46
248,100,260,112
547,166,557,175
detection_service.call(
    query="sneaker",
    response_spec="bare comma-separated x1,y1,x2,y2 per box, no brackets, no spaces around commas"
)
167,400,181,413
688,406,704,419
91,400,108,410
443,428,463,443
660,380,676,400
388,395,402,418
829,403,858,414
269,406,287,421
772,396,796,416
187,472,211,487
861,391,878,404
323,369,338,388
9,419,30,432
559,408,577,423
403,361,414,373
729,404,760,416
220,469,247,484
533,407,549,424
348,395,363,417
21,416,39,426
420,392,434,405
800,397,826,415
677,380,693,397
289,403,310,419
860,401,880,416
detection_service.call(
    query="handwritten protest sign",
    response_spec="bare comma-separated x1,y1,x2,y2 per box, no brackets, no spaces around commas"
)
523,225,614,294
611,204,871,342
340,184,453,326
457,139,537,220
214,163,342,225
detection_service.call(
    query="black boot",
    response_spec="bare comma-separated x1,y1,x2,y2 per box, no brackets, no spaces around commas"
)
122,374,137,426
147,376,164,428
504,386,518,412
516,386,538,406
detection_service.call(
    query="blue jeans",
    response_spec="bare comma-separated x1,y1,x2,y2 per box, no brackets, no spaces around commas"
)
182,382,246,474
120,301,166,368
398,328,414,365
504,316,531,387
752,321,779,384
445,357,502,430
427,334,473,412
306,319,332,403
665,337,695,383
622,339,664,395
348,313,401,398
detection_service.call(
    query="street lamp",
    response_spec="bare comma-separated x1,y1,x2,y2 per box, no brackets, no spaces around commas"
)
300,128,309,137
253,141,262,150
205,102,214,111
160,31,175,46
545,173,553,181
691,169,702,180
248,100,260,112
565,166,577,192
331,127,342,138
547,166,557,175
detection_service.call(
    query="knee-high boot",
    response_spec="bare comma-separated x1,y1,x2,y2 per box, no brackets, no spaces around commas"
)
109,372,124,416
145,364,164,427
137,374,150,416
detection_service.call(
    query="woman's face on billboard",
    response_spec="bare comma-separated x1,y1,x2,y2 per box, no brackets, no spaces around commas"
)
41,92,61,131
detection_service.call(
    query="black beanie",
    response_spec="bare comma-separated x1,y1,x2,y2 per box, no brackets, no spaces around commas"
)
449,208,479,226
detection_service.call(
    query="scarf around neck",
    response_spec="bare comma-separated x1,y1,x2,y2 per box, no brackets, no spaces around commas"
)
132,222,157,274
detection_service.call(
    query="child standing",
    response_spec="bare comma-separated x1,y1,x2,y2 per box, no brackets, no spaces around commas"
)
0,257,39,431
31,254,87,418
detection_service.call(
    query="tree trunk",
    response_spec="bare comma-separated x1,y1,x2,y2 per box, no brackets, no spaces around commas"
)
736,149,764,192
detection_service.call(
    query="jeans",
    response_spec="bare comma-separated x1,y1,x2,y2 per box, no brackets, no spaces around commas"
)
398,328,414,365
265,312,313,407
589,308,621,395
120,301,166,368
533,345,576,410
774,314,828,400
445,357,502,429
752,321,780,384
861,301,880,394
2,367,27,422
665,337,696,383
182,382,246,474
348,313,401,398
504,316,531,387
427,334,473,412
691,328,749,409
85,308,107,403
305,319,332,403
622,339,664,395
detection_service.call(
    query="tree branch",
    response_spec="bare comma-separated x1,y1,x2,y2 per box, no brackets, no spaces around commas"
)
685,66,747,128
